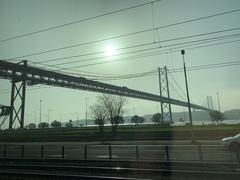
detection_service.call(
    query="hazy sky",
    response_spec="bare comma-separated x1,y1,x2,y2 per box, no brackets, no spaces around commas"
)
0,0,240,127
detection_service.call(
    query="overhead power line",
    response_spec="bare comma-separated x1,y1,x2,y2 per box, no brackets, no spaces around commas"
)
26,33,240,78
57,32,240,70
170,60,240,73
6,28,156,61
27,27,240,69
0,0,161,43
5,8,240,61
3,29,240,79
94,59,240,81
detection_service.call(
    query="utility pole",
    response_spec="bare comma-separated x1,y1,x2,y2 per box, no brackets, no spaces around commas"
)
183,107,186,121
181,50,195,143
39,100,42,124
75,112,79,127
32,111,37,125
86,97,89,127
207,96,210,110
210,96,213,110
59,113,62,123
156,105,159,113
217,92,221,112
47,109,53,125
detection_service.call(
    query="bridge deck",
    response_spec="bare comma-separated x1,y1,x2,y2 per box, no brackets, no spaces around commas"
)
0,60,209,111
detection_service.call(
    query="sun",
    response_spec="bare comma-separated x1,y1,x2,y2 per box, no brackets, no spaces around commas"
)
104,45,117,57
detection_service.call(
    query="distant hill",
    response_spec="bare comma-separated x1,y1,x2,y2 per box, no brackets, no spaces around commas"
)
142,110,211,123
140,109,240,123
63,109,240,126
224,109,240,120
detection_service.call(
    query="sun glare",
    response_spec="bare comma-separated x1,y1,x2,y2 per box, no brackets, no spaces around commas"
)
105,45,117,57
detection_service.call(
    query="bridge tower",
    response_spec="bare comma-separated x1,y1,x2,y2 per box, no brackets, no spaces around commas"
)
9,60,27,129
158,66,173,123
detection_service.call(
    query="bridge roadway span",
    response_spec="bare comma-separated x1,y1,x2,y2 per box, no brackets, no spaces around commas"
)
0,60,208,111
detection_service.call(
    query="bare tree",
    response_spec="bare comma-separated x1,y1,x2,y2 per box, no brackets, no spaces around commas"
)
90,103,106,132
152,113,162,124
209,110,224,125
99,94,127,132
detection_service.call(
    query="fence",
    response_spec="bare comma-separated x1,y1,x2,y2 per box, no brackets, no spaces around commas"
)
0,144,239,164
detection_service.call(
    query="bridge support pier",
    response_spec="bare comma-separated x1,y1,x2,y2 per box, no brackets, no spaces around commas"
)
9,60,27,129
158,66,173,123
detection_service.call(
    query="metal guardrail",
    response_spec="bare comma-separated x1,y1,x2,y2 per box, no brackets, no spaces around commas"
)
0,144,239,164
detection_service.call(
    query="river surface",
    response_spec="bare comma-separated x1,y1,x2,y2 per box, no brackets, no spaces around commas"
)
173,119,240,126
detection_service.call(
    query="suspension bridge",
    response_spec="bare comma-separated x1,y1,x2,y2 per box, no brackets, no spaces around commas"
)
0,59,210,129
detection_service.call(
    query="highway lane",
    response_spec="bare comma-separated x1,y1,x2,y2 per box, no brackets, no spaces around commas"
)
0,161,239,180
0,140,222,146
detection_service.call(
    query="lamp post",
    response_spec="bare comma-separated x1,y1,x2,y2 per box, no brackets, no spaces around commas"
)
75,112,79,127
217,92,221,112
156,105,159,113
86,97,89,127
39,100,42,124
181,50,195,142
48,109,53,125
59,113,62,124
32,111,37,125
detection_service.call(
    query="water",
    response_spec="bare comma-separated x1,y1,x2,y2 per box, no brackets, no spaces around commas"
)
173,119,240,126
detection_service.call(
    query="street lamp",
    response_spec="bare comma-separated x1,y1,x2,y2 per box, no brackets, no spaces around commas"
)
75,112,79,127
181,50,195,142
32,111,37,125
48,109,53,124
217,92,221,112
39,100,42,124
59,113,62,124
156,105,159,113
86,97,89,127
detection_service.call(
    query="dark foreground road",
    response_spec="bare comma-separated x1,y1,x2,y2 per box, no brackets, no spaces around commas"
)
0,142,239,179
0,160,239,180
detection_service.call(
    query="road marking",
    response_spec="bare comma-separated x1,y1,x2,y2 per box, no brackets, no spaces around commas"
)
96,155,119,158
0,163,239,176
0,170,152,180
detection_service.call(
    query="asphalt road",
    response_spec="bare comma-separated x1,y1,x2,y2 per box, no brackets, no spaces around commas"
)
0,160,239,180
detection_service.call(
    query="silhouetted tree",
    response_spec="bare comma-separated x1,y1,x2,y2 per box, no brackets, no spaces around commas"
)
90,103,106,132
38,122,49,128
27,123,36,129
114,115,124,125
98,94,127,133
131,115,145,125
152,113,162,124
51,120,62,128
209,110,224,125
